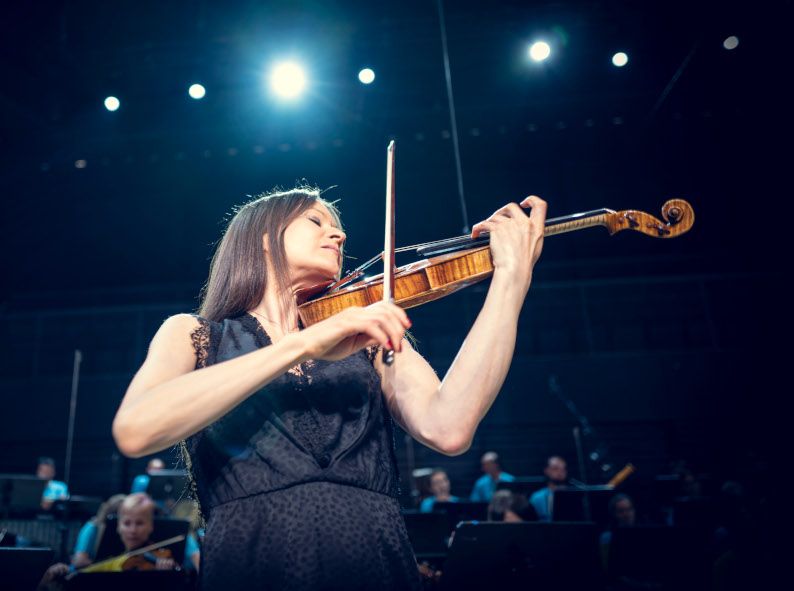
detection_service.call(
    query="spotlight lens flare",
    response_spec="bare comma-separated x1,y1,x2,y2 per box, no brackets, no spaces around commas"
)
358,68,375,84
723,36,739,50
529,41,551,62
104,96,120,111
188,83,206,99
269,62,307,99
612,52,629,67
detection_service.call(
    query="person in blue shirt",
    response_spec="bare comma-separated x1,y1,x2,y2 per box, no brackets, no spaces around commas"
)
470,451,515,502
71,493,200,571
130,457,166,493
71,494,127,567
529,455,568,521
419,469,461,512
40,493,199,587
37,457,69,511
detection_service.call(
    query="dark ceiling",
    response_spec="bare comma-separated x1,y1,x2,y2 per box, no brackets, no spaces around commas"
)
0,0,789,308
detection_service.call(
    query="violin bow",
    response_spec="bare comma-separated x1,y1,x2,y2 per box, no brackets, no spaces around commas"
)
382,140,396,365
78,534,186,572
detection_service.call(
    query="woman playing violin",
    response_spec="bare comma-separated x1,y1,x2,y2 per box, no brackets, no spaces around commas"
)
112,186,546,590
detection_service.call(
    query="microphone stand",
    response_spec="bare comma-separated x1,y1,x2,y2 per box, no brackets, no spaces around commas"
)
61,349,82,561
404,434,420,506
572,426,592,522
549,375,612,523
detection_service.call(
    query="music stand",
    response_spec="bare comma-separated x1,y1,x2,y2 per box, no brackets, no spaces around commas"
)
0,547,55,591
66,571,185,591
402,511,450,560
432,501,488,526
94,516,188,565
440,521,601,589
607,526,708,588
144,470,188,504
495,476,546,497
53,495,103,521
0,474,47,517
552,485,614,527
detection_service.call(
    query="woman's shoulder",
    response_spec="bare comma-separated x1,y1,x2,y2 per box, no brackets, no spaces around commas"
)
160,314,223,368
148,314,218,369
159,313,225,334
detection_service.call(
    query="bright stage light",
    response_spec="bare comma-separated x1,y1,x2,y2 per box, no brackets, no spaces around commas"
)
528,41,551,62
358,68,375,84
188,83,206,99
612,52,629,67
723,36,739,50
104,96,120,111
269,62,307,99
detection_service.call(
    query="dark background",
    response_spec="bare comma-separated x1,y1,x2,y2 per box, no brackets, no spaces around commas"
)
0,0,789,510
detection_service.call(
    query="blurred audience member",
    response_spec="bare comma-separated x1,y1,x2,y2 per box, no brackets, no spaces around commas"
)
420,469,461,513
487,489,535,522
39,493,184,589
470,451,515,502
599,493,637,551
37,457,69,511
71,494,127,568
130,457,166,493
529,455,568,521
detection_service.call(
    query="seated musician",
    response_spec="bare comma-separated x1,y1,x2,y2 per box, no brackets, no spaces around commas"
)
71,494,127,568
39,493,199,589
130,457,166,493
469,451,515,502
487,489,537,522
419,469,461,513
599,493,637,558
37,457,69,511
529,455,568,521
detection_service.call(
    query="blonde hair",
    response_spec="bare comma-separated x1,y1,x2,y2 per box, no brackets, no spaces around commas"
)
118,492,155,518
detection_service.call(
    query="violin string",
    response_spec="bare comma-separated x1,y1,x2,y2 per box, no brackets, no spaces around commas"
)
393,209,609,253
340,210,609,280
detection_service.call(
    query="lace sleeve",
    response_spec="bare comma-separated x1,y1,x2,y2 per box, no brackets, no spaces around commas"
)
190,317,211,369
365,344,381,365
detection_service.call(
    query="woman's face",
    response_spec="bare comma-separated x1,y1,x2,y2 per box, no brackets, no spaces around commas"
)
280,202,345,287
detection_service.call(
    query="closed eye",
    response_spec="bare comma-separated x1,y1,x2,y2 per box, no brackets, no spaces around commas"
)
308,216,322,226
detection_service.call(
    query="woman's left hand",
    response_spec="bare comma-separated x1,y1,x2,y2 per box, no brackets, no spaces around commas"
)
470,195,547,288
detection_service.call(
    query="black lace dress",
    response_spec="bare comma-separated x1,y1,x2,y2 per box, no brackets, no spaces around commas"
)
185,313,422,591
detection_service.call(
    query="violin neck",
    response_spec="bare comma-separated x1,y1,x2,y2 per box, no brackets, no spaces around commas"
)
415,208,612,257
543,209,612,236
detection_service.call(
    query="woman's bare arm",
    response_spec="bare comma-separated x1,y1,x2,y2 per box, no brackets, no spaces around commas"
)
376,197,546,455
114,303,411,458
377,271,526,456
112,314,307,457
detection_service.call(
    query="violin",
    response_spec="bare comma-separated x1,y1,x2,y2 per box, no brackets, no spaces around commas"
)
78,534,184,572
297,198,695,327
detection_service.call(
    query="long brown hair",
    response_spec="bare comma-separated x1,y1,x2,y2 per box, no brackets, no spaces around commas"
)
198,186,343,322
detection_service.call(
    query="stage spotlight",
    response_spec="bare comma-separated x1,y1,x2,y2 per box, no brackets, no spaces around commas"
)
188,83,206,99
269,61,307,100
612,52,629,67
104,96,120,111
358,68,375,84
723,36,739,50
528,41,551,62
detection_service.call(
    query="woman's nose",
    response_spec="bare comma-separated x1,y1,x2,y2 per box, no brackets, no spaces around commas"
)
330,228,346,245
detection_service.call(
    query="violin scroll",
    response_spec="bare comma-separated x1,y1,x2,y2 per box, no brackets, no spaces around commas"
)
605,199,694,238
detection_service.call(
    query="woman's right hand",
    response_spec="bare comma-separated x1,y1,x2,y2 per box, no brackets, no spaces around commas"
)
296,301,411,362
